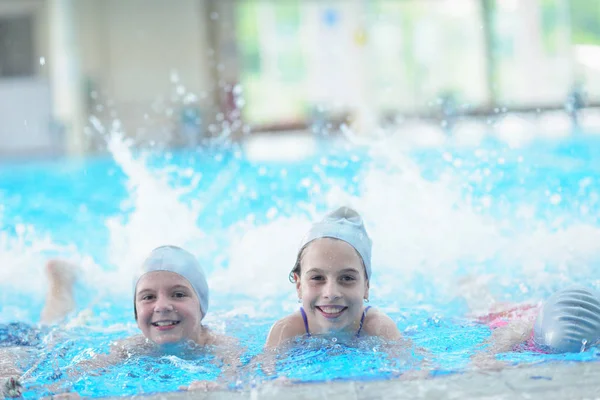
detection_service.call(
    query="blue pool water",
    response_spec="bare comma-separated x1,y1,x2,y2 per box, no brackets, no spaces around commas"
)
1,131,600,397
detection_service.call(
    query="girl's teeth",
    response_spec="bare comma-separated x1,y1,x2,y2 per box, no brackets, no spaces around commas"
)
155,321,176,326
321,307,342,313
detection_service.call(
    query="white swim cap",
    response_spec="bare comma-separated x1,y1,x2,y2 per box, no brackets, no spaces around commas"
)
133,246,209,320
533,285,600,353
290,206,372,281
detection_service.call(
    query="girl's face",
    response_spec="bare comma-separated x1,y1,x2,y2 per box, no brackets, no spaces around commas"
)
135,271,202,345
295,238,369,334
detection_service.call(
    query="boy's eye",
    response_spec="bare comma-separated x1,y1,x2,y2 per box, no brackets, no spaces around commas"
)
141,294,155,301
310,275,324,281
340,275,357,282
173,292,187,298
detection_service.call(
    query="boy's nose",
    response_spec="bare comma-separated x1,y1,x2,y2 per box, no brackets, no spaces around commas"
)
154,297,175,312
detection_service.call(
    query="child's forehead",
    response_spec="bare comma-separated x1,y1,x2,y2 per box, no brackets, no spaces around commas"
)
304,238,362,262
136,270,192,290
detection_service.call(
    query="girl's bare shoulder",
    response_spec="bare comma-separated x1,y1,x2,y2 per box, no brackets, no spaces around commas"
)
362,308,403,340
265,312,306,349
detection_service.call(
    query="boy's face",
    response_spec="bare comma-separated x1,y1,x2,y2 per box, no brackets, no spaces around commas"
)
295,238,369,334
135,271,202,345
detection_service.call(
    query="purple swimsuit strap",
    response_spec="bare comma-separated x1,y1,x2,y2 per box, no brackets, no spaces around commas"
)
300,307,311,337
300,305,372,337
357,305,372,337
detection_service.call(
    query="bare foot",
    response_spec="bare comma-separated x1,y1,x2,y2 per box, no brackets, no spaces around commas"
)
40,259,78,325
2,377,23,398
46,260,78,288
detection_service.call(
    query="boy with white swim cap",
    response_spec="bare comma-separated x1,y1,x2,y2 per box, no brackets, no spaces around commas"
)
133,245,211,345
266,206,406,348
52,246,238,397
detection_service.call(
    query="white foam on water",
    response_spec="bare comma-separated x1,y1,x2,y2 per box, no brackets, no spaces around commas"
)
101,131,211,295
244,131,316,162
2,122,600,321
537,112,573,139
202,135,600,311
580,109,600,133
451,120,489,147
494,115,537,148
0,219,101,322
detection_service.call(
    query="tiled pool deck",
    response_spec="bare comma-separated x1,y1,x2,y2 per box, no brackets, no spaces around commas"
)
114,362,600,399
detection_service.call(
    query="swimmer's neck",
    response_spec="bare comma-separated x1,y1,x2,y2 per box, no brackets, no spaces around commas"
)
149,325,214,352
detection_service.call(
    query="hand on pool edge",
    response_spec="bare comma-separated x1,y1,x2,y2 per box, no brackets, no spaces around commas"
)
1,376,23,398
180,380,223,392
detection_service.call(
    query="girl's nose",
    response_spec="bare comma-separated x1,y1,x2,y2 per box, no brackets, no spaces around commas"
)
322,280,341,300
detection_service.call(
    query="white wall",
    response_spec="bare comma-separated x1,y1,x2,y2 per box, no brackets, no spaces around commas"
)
0,78,57,155
78,0,214,142
0,0,56,157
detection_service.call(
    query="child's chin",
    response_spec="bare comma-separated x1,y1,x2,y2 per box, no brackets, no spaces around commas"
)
151,335,183,345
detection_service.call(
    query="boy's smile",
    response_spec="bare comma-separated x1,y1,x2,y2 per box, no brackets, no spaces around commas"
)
135,271,203,345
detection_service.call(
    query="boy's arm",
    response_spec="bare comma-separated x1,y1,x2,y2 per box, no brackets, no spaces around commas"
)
181,333,244,391
40,337,136,396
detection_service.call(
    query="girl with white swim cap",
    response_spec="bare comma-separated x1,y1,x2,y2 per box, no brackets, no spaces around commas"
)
266,207,408,348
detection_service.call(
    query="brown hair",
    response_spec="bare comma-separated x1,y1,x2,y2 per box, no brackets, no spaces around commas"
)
289,238,367,283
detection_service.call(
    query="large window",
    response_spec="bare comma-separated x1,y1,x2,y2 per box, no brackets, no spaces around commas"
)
0,15,35,78
234,0,596,127
569,1,600,102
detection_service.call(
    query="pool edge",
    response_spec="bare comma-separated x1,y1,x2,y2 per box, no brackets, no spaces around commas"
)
104,361,600,399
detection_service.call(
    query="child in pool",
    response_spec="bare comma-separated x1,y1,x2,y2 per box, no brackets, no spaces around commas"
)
44,246,240,398
472,285,600,368
266,206,407,348
1,259,78,398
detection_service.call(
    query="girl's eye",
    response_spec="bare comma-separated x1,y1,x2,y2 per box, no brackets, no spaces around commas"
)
173,292,186,298
341,275,356,282
310,275,324,281
141,294,155,301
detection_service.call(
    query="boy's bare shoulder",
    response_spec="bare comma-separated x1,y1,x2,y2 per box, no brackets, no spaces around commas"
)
265,312,306,349
111,334,152,356
209,331,239,348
